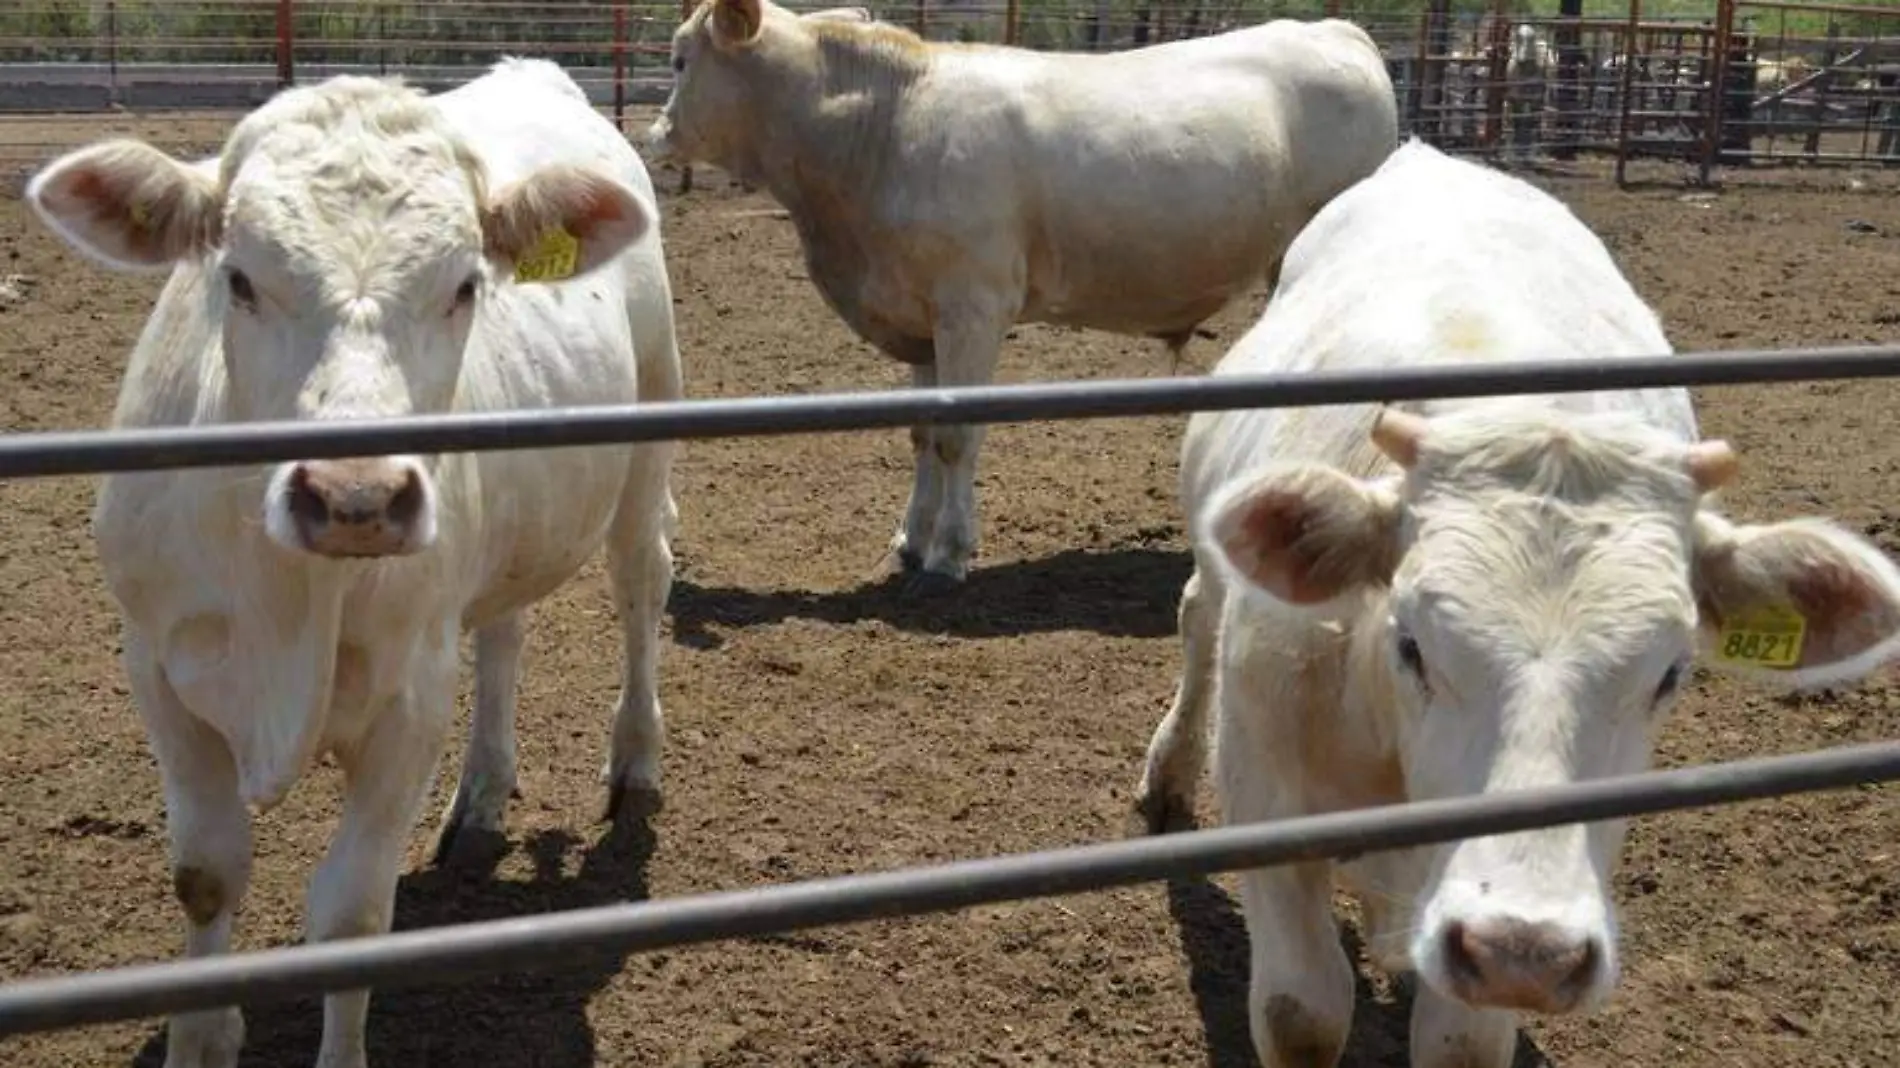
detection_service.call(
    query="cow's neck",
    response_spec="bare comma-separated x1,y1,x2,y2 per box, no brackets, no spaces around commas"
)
744,29,922,214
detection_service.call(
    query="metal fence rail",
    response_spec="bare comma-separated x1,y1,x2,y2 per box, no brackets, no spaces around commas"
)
0,326,1897,1040
2,737,1897,1036
4,342,1900,479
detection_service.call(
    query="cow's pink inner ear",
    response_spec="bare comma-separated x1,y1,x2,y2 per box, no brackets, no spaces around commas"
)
1207,468,1400,606
483,166,649,276
712,0,764,44
28,141,220,270
1697,516,1900,680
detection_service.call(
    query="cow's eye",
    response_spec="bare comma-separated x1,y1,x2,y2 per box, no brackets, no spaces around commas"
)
1396,632,1425,679
451,275,478,313
1653,661,1685,704
226,269,256,308
672,55,686,73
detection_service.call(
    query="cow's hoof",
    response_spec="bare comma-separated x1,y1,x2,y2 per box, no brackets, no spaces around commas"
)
603,775,665,825
1134,789,1196,835
895,546,926,573
900,568,963,597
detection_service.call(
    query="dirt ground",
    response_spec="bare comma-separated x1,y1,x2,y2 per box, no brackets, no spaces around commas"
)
0,109,1898,1068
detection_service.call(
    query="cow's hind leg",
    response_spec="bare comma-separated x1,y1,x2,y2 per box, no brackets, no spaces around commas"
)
432,612,525,864
1135,567,1218,831
891,362,944,574
308,630,457,1068
908,300,1011,590
130,634,252,1068
600,438,676,820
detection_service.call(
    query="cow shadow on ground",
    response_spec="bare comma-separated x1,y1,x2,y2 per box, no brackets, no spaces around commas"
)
1156,816,1556,1067
668,546,1194,648
130,800,661,1068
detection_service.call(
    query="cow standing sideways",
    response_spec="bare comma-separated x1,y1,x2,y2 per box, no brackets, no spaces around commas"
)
26,58,684,1068
1135,140,1900,1068
646,0,1399,587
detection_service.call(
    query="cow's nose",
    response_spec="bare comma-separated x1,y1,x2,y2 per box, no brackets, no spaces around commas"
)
1440,917,1601,1014
279,458,432,558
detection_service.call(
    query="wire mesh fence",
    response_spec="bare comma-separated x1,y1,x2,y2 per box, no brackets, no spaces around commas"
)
2,0,1899,173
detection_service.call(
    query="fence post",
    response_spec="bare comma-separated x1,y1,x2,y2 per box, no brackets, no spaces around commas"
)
1005,0,1019,45
1553,0,1583,160
105,0,118,97
1700,0,1735,184
1615,0,1642,185
914,0,929,38
1325,0,1341,16
614,2,629,133
677,0,695,195
276,0,295,90
1805,20,1840,157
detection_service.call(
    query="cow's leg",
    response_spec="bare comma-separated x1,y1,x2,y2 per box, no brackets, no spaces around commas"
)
1135,567,1218,831
891,362,943,573
308,630,457,1068
431,612,524,863
130,635,252,1068
912,303,1010,587
1410,984,1519,1068
599,435,675,820
1217,659,1356,1068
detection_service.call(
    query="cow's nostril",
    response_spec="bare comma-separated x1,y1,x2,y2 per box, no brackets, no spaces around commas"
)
1558,938,1601,1000
1443,920,1483,986
286,465,330,530
387,468,425,529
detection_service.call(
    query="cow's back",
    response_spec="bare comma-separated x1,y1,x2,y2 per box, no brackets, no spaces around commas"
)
1183,140,1691,522
898,19,1396,337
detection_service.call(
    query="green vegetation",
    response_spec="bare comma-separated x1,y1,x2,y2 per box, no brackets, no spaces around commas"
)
2,0,1897,67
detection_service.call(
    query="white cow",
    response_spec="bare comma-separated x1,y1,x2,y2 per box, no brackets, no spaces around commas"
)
26,58,683,1068
1135,139,1900,1068
647,0,1399,588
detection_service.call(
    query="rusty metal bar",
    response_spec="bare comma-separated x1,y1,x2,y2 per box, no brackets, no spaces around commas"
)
275,0,294,89
613,1,629,133
1702,0,1735,182
1616,0,1642,184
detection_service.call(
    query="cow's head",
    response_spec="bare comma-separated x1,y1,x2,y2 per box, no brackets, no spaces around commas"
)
646,0,886,169
1201,403,1900,1016
27,75,649,560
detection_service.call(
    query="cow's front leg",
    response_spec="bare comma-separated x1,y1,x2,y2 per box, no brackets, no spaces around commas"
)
433,613,524,862
911,301,1010,588
1409,982,1519,1068
128,633,253,1068
1218,691,1356,1067
891,362,944,574
308,627,457,1068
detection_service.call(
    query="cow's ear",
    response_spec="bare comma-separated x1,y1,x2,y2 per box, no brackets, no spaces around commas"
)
1692,510,1900,689
710,0,765,47
1201,464,1403,606
482,164,650,285
27,139,222,271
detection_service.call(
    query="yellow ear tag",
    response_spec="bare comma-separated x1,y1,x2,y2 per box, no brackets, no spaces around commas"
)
1715,603,1806,669
512,227,580,283
128,201,150,231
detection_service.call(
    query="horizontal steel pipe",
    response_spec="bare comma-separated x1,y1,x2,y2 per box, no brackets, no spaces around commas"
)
0,738,1895,1036
2,344,1899,480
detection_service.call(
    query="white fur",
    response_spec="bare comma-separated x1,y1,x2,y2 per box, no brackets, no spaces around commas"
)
1137,139,1900,1068
647,0,1399,584
27,56,684,1068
